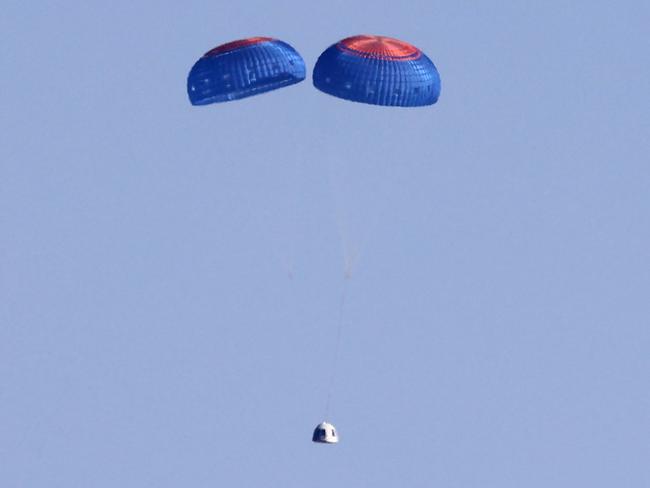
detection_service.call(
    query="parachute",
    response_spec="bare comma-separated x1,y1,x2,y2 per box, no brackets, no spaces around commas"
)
187,34,441,443
313,35,441,107
187,37,306,105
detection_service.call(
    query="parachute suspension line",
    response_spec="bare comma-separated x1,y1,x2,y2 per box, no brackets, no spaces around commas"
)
324,273,350,421
320,116,357,422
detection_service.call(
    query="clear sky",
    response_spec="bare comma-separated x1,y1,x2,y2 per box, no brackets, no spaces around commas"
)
2,1,649,486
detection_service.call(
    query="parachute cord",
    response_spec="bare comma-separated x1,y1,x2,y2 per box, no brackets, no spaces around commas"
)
322,125,356,421
324,274,350,421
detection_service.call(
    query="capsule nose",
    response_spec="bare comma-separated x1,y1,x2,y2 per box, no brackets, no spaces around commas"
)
312,422,339,444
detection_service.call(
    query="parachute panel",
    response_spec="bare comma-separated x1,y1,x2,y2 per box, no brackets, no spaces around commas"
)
313,35,441,107
187,37,306,105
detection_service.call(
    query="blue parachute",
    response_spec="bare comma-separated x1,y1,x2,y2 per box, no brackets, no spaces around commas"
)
313,35,441,107
187,37,306,105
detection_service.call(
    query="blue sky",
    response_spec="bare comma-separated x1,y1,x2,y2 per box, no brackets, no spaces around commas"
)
2,1,649,486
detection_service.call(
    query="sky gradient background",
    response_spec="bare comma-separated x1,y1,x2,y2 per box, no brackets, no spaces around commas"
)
2,1,649,486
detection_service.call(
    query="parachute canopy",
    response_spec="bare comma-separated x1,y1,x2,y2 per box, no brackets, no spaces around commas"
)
313,35,441,107
187,37,306,105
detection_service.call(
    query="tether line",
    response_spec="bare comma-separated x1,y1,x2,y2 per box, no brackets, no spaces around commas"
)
324,274,350,420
